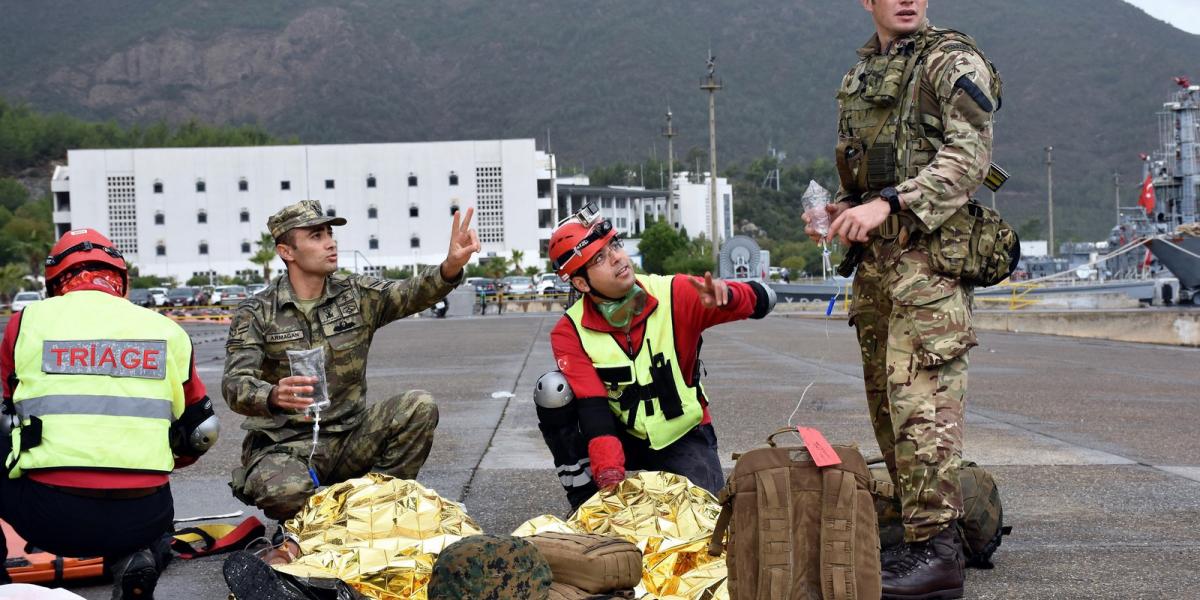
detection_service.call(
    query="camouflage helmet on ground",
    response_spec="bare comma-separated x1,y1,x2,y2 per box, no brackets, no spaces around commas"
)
427,534,553,600
958,460,1012,568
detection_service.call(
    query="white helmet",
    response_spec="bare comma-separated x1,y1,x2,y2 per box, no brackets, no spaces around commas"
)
534,370,574,409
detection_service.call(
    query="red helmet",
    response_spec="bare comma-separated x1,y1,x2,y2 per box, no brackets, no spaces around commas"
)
45,228,127,296
549,209,616,279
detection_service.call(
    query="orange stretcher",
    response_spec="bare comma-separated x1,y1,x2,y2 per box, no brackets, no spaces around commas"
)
2,520,105,584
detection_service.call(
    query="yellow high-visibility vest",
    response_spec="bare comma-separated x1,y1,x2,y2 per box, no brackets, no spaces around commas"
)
567,274,704,450
7,290,190,477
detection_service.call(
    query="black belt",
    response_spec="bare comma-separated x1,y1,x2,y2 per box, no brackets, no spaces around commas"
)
42,483,163,500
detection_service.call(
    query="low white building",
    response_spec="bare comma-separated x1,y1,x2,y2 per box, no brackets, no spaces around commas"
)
671,172,734,242
50,139,556,282
553,172,733,244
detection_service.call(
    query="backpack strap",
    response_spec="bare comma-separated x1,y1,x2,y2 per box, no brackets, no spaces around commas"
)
755,467,794,599
820,468,860,600
707,481,734,556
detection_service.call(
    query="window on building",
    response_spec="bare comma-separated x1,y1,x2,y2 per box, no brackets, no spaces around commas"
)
281,180,291,190
325,179,335,190
156,242,166,256
616,197,627,209
449,172,459,186
326,207,336,217
367,175,377,188
240,209,250,223
408,174,418,187
538,209,552,228
369,236,379,250
410,236,420,249
409,205,419,218
197,210,207,224
539,238,550,258
241,241,251,253
153,181,163,194
154,211,164,225
239,179,249,192
368,206,378,219
195,180,206,193
199,241,209,255
450,204,459,216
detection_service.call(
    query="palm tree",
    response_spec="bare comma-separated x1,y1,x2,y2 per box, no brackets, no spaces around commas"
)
510,249,525,275
250,232,277,282
0,264,27,304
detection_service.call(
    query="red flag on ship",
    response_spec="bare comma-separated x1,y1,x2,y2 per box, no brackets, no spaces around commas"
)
1138,174,1156,215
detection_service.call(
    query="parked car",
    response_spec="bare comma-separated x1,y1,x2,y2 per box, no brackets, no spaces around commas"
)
148,287,169,306
502,276,536,295
468,278,498,296
10,291,42,312
128,288,156,308
247,283,268,296
214,285,249,306
536,273,571,295
166,287,200,306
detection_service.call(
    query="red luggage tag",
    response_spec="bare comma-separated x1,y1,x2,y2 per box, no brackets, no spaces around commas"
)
797,427,841,467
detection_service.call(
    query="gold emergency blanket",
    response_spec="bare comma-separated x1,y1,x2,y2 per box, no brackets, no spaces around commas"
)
514,471,728,600
274,474,482,599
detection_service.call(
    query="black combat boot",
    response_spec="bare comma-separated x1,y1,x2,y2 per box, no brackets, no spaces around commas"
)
222,551,364,600
109,548,160,600
881,527,965,600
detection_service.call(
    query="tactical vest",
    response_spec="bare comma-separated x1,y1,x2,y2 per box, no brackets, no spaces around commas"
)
566,274,704,450
7,290,190,478
836,25,1002,195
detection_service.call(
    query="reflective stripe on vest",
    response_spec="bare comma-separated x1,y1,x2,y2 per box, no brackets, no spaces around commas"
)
8,290,189,476
567,274,704,450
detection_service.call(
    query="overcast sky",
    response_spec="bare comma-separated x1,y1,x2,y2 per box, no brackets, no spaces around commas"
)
1123,0,1200,34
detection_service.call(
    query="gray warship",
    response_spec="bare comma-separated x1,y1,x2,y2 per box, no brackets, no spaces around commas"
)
1109,77,1200,303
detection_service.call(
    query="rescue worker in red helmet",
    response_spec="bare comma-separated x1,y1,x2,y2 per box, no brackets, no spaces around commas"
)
0,228,217,598
536,204,776,508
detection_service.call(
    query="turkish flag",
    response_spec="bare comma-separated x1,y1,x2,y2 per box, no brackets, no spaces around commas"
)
1138,174,1156,215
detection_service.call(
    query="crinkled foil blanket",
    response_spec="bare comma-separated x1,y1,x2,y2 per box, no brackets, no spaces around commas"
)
270,472,726,599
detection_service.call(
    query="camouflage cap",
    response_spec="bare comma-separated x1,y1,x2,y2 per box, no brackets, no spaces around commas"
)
427,535,552,600
267,200,347,240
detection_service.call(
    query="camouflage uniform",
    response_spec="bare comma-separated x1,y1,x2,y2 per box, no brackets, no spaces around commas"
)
836,22,995,543
427,534,553,600
223,200,460,520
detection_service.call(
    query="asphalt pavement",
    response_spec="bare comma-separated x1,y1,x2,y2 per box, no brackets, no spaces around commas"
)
11,311,1200,599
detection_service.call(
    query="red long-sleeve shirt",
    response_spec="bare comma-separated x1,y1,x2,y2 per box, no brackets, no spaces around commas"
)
1,292,208,489
550,275,765,438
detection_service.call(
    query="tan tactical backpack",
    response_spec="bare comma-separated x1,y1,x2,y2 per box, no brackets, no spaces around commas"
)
709,428,890,599
869,459,1012,568
527,532,643,595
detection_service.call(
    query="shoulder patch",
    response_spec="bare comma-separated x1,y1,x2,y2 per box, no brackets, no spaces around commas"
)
954,75,995,113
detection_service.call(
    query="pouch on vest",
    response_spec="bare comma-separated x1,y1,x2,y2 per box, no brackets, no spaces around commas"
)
928,201,1021,287
709,428,885,600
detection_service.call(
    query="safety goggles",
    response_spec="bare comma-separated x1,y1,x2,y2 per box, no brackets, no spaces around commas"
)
553,219,614,272
45,241,124,268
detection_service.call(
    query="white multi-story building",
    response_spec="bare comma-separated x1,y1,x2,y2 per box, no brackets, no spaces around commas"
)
50,139,556,282
671,172,734,243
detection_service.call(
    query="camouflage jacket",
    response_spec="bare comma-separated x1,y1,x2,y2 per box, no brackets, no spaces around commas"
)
836,21,996,233
222,266,459,440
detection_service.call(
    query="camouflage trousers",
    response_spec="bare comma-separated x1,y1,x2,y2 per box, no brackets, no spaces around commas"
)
235,391,439,521
850,243,976,543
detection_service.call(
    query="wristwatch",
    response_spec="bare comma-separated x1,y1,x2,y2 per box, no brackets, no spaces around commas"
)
879,187,901,215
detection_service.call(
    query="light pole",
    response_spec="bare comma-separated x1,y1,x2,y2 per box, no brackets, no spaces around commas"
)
662,107,677,228
701,50,723,263
1045,146,1054,257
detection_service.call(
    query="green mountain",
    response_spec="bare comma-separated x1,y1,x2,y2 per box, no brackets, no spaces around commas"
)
2,0,1196,241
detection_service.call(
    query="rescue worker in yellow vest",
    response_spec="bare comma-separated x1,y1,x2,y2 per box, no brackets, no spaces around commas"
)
0,228,217,599
537,204,776,508
804,1,1002,598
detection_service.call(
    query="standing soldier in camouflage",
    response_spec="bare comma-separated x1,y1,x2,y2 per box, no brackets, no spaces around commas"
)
223,200,479,533
804,1,1001,598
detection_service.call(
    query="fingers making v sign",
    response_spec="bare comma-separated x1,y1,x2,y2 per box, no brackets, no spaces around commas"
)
441,207,481,280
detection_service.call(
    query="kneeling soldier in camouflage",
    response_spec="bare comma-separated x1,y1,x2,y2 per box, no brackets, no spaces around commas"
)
223,200,479,532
